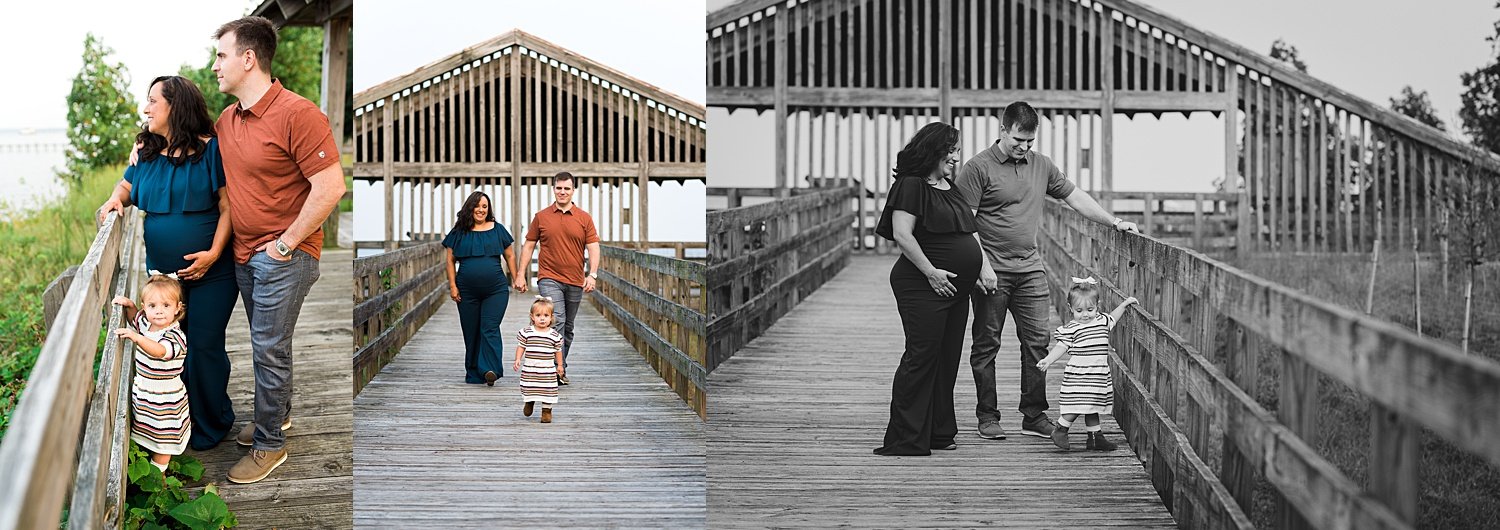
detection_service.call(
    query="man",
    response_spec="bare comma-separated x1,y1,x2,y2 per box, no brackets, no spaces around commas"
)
955,101,1138,441
513,172,601,386
210,17,345,483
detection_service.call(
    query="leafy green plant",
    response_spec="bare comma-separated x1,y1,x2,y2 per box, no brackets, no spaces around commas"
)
64,34,138,184
123,441,237,530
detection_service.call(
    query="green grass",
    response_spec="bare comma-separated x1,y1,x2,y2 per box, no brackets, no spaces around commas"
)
1229,253,1500,529
0,165,124,440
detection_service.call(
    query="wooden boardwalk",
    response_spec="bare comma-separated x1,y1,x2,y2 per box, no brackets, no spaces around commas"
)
185,249,354,529
708,255,1177,528
353,293,706,528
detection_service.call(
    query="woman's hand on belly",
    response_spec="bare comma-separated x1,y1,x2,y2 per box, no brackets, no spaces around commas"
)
177,249,221,281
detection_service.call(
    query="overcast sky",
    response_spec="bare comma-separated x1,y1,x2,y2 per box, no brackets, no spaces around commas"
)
705,0,1499,192
355,0,706,104
0,0,254,130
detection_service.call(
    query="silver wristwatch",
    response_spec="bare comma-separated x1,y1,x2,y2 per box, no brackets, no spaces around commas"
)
274,237,293,257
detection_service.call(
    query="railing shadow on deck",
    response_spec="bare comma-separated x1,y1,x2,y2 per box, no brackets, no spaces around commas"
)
705,187,854,371
0,209,144,530
1039,200,1500,529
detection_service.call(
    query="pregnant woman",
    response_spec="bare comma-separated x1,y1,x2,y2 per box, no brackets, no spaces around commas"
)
99,75,238,450
873,122,989,456
442,191,519,385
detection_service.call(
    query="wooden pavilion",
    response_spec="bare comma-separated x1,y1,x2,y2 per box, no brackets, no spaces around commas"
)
353,30,707,249
707,0,1500,255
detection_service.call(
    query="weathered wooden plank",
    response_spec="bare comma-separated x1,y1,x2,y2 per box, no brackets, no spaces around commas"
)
708,256,1177,528
0,211,131,530
177,250,354,529
354,295,704,527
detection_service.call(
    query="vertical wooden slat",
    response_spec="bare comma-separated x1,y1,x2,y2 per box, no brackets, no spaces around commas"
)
1226,66,1245,258
1100,10,1114,192
939,0,951,121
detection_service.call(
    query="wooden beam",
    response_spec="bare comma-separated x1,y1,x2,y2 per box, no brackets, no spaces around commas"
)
382,102,395,249
1101,14,1116,192
321,15,351,152
938,0,952,122
509,49,523,246
774,7,789,190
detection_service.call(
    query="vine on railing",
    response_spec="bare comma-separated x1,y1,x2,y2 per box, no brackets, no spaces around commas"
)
353,242,447,395
0,209,142,529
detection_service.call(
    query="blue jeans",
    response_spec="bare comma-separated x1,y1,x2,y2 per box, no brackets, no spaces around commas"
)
969,269,1053,424
536,278,582,364
235,250,319,451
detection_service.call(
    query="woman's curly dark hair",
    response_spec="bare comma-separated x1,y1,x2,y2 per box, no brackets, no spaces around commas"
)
892,122,959,180
135,76,215,165
452,191,497,232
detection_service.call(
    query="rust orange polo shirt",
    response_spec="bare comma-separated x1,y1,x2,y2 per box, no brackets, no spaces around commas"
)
216,80,341,263
525,204,600,287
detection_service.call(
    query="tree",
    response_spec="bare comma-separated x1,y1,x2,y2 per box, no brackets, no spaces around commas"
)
1269,38,1308,73
178,25,325,121
63,33,138,184
1460,2,1500,154
1390,86,1446,131
1445,162,1500,353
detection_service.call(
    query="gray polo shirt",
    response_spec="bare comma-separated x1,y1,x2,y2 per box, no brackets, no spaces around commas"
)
955,144,1076,273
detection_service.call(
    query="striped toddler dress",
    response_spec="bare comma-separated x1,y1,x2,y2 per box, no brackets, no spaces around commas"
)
130,312,191,455
1054,313,1116,415
518,325,563,405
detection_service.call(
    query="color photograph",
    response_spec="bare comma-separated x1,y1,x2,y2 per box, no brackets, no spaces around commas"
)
349,0,708,527
0,1,354,529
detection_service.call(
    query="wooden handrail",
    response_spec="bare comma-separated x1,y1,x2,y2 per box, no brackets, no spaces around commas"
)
0,210,141,530
353,242,447,395
1041,199,1500,527
705,187,855,370
590,245,708,416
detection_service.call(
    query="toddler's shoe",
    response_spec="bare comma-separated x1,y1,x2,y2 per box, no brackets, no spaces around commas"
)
524,402,534,417
1087,431,1118,451
541,408,552,423
1051,425,1070,450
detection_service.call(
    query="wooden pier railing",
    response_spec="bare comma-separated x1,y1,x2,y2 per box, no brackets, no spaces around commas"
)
0,210,144,530
1095,190,1242,255
590,244,708,416
353,242,446,395
705,187,854,370
1040,200,1500,529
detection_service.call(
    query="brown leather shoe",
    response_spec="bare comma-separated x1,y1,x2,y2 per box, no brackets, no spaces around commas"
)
236,419,293,447
524,402,534,417
540,408,552,423
227,448,288,484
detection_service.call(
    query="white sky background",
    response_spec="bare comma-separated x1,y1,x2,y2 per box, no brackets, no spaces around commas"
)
0,0,257,130
352,0,708,244
705,0,1499,194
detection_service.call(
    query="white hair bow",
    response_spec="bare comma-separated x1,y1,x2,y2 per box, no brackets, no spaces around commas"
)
147,269,180,281
1070,276,1098,285
535,295,554,302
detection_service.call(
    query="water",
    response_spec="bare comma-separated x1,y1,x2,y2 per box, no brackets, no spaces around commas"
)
0,128,69,219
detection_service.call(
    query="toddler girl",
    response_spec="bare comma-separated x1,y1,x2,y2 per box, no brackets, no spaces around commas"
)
514,296,565,423
113,273,191,471
1036,276,1136,451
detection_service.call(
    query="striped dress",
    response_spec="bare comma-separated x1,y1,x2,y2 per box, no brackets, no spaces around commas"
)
130,312,191,455
518,325,564,405
1054,313,1116,415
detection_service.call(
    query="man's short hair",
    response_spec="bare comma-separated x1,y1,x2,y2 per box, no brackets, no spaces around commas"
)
1002,101,1040,132
214,16,278,74
553,171,575,186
